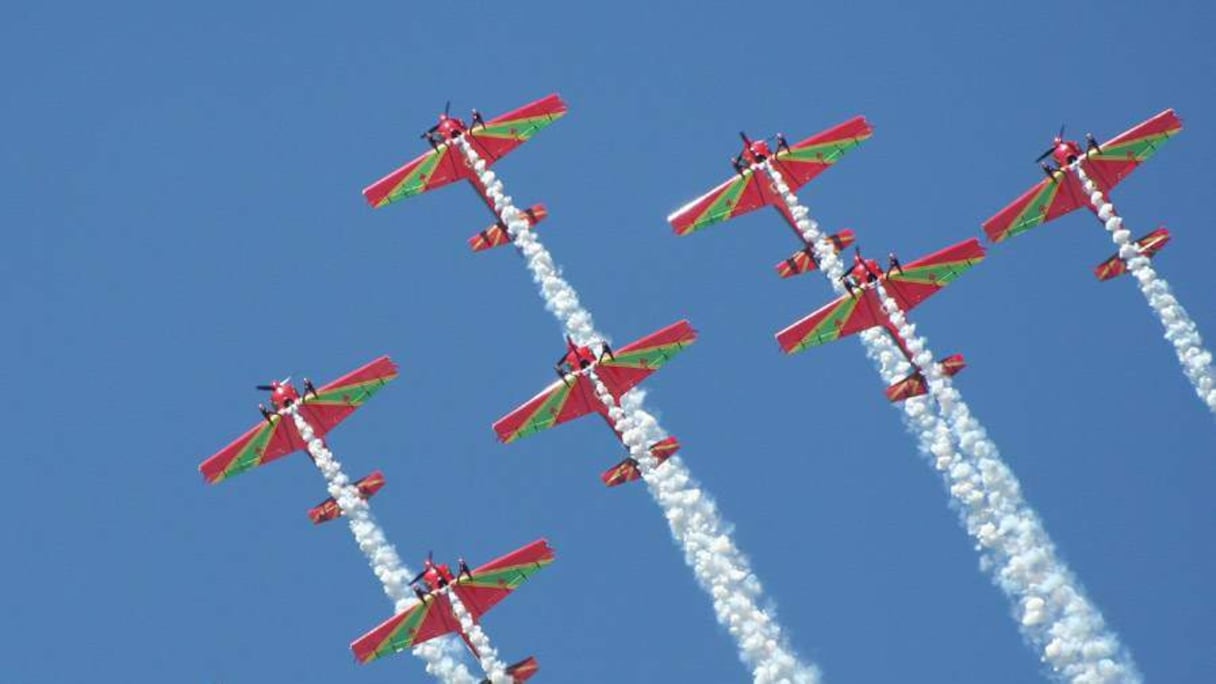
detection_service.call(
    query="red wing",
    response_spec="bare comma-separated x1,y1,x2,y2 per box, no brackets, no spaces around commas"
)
363,144,470,208
770,116,873,192
350,594,462,664
463,93,569,164
881,238,985,312
1083,109,1183,192
493,374,603,444
981,171,1089,243
451,539,555,622
294,355,399,434
776,289,886,354
199,414,306,484
594,320,698,398
667,169,773,236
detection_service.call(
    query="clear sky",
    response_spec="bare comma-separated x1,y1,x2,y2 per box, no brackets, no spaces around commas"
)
4,1,1215,681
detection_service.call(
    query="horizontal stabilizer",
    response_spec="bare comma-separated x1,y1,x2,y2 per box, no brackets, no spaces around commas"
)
470,204,548,252
483,656,539,683
601,436,680,487
885,354,966,402
308,470,386,524
775,229,856,278
1094,226,1170,281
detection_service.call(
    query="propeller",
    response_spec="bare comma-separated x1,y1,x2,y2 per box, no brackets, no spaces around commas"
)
738,130,751,146
1035,124,1066,162
444,100,451,116
255,384,274,391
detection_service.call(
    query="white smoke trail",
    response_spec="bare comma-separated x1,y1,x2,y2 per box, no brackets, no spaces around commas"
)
445,589,508,683
872,284,1138,683
760,163,1139,682
288,408,478,684
1072,164,1216,416
456,138,819,683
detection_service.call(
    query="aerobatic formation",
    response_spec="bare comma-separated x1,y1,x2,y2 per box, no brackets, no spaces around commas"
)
194,93,1207,683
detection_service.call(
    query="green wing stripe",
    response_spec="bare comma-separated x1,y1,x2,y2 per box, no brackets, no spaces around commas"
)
1007,180,1061,239
309,376,394,406
475,114,562,140
781,137,866,164
461,557,554,590
380,147,449,206
894,258,979,286
793,297,859,353
372,604,432,660
689,174,751,232
605,342,688,370
1092,131,1176,163
220,421,279,481
508,384,574,442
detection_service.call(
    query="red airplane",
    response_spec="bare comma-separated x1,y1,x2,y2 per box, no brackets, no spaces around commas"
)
776,239,986,401
307,470,386,524
494,322,697,486
363,95,568,252
351,539,554,683
667,117,872,277
983,110,1182,281
199,356,398,484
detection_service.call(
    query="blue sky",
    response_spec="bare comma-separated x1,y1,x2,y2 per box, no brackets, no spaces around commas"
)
3,1,1215,681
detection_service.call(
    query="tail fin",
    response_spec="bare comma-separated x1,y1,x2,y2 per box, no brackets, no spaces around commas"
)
507,656,540,682
775,230,855,278
308,470,386,524
601,437,680,487
470,203,548,252
481,656,539,683
1094,226,1170,281
885,354,966,402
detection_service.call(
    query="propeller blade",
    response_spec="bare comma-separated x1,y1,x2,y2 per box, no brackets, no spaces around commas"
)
409,569,426,585
738,130,750,145
255,385,274,391
1058,124,1066,139
1035,147,1055,163
444,100,451,116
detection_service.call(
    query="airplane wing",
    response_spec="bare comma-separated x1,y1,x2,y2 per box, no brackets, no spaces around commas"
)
666,168,772,236
451,539,555,621
667,116,871,236
350,539,554,665
199,356,399,484
879,237,986,312
351,592,463,665
982,109,1182,243
463,93,569,164
777,239,984,353
363,144,469,208
769,115,873,193
980,169,1087,243
777,288,887,354
593,320,699,398
1079,108,1182,197
363,94,568,209
493,373,604,444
